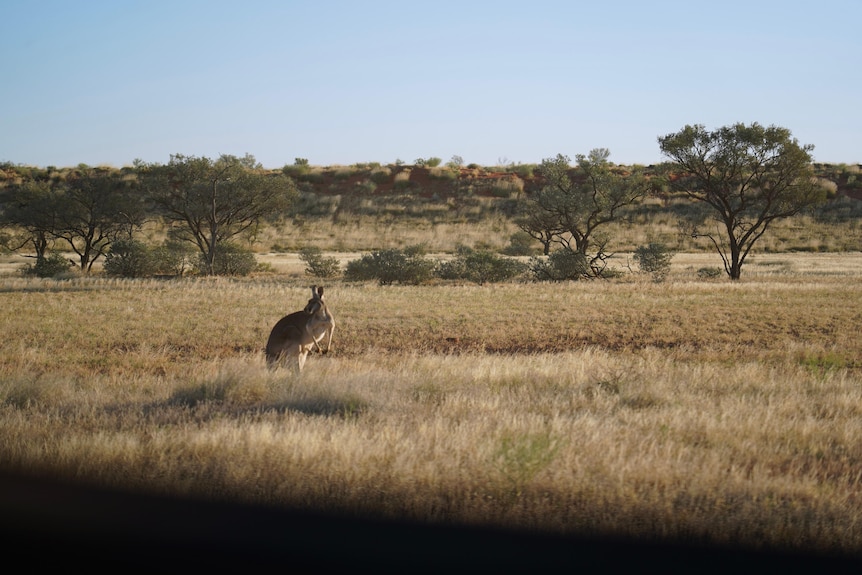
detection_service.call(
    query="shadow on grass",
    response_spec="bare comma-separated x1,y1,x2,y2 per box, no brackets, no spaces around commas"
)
3,469,861,574
272,393,368,418
162,383,369,420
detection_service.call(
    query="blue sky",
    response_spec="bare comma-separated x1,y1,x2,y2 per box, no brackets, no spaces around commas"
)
2,0,860,169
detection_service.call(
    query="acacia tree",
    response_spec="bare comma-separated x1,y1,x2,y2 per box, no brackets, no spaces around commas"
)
138,154,296,275
53,168,145,272
0,167,142,272
520,149,648,277
0,179,62,262
515,200,562,256
658,123,828,280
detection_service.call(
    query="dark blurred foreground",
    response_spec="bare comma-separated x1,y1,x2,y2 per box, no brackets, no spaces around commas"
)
1,470,859,574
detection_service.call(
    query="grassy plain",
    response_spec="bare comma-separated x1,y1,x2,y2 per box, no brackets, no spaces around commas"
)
1,254,861,555
258,210,862,254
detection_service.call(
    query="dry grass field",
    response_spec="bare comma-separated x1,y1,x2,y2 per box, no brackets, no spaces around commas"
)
1,253,861,557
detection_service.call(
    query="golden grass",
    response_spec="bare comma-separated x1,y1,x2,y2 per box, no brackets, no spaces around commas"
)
253,209,862,256
266,214,519,253
1,266,862,554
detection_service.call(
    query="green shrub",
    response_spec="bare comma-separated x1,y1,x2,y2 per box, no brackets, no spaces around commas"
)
529,250,589,281
22,253,73,278
354,179,377,194
512,164,536,179
282,158,310,178
332,166,354,180
151,240,196,277
296,171,325,184
299,247,341,279
428,167,457,181
103,239,156,278
435,257,468,281
343,255,376,283
504,231,537,256
489,177,524,199
436,246,526,284
633,242,674,282
369,168,392,185
345,245,435,285
196,243,257,276
393,179,414,191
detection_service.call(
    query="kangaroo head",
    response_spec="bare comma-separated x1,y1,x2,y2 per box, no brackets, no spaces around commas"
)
303,286,326,315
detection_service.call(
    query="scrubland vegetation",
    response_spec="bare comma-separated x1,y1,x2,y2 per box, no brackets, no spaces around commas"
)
2,140,862,556
1,258,861,555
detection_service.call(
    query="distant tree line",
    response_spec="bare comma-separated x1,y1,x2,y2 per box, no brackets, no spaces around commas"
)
0,154,296,277
0,123,841,280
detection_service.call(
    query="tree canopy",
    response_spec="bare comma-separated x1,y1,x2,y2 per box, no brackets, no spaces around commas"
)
519,149,648,278
658,123,828,279
0,167,143,271
54,168,144,272
137,154,297,275
0,179,60,261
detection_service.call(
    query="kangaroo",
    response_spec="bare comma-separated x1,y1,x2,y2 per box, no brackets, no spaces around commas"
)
265,286,335,371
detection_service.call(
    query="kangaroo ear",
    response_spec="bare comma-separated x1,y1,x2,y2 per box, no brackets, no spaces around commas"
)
310,286,318,298
317,286,324,298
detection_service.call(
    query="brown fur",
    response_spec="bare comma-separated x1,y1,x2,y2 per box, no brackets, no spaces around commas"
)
265,286,335,371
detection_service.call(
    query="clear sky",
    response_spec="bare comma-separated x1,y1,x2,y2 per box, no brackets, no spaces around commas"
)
2,0,860,169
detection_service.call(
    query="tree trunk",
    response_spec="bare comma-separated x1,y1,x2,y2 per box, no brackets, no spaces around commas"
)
205,238,216,276
31,232,49,261
728,241,742,280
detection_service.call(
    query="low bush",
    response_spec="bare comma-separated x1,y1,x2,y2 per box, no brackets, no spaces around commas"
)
196,243,257,276
529,249,589,281
299,247,341,279
633,242,674,282
22,253,73,278
151,240,196,277
437,246,526,284
104,239,156,278
345,245,435,285
504,231,538,256
282,159,309,179
369,168,392,185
